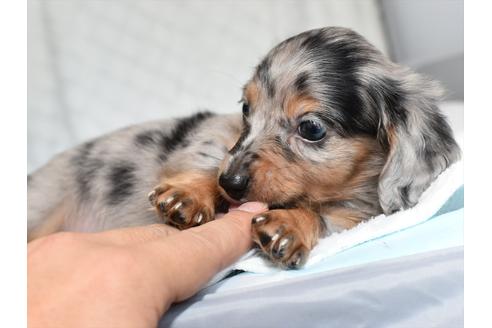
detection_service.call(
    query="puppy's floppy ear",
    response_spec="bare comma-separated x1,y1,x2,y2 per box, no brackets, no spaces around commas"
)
370,71,461,215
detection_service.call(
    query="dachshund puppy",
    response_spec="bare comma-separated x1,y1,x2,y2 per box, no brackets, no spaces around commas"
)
28,27,460,268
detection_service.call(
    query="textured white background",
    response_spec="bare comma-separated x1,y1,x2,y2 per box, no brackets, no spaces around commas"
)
28,0,388,172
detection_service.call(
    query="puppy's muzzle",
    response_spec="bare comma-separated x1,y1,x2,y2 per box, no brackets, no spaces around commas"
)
218,172,249,202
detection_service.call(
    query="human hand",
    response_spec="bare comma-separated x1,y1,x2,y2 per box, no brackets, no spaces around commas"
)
28,202,267,328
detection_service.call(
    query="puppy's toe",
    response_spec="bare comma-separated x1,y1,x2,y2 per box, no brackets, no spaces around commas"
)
251,210,311,269
271,235,293,259
285,245,309,269
149,185,214,229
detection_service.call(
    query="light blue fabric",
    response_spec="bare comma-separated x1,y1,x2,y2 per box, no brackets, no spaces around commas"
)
433,185,464,218
300,207,463,276
162,247,464,328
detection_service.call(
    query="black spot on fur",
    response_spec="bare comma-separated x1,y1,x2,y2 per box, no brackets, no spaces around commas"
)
256,57,275,98
158,111,214,160
294,72,309,93
419,108,459,172
268,201,298,210
318,72,373,137
229,122,250,155
399,184,411,207
198,152,209,158
107,161,136,205
134,112,214,162
134,130,164,147
233,150,257,173
298,29,380,137
376,78,407,126
274,135,296,161
72,141,104,199
359,77,408,149
318,214,328,236
300,30,327,50
279,118,290,130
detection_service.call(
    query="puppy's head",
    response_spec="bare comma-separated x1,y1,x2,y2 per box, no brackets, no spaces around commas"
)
218,27,460,215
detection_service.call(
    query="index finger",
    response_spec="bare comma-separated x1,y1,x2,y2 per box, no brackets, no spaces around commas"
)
137,202,267,309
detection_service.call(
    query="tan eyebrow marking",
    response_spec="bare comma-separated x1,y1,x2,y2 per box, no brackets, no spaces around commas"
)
284,94,320,119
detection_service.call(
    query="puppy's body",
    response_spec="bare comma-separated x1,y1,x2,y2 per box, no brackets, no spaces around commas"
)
28,27,460,268
28,113,241,237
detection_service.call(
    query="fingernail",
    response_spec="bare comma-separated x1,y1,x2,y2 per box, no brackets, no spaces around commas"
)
236,202,268,213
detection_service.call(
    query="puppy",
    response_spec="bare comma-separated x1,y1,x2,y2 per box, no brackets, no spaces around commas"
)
28,27,460,268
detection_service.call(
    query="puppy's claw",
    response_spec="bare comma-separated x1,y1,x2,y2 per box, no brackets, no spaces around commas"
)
171,201,183,211
158,195,177,212
148,190,157,206
150,185,214,229
194,212,204,224
148,186,167,206
252,215,267,225
287,247,307,270
272,236,292,259
251,210,313,269
164,195,176,206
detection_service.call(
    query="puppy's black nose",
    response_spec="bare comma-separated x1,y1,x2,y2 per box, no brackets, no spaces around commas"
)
219,173,249,201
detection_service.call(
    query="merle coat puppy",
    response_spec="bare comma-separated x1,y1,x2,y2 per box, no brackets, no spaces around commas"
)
28,27,460,268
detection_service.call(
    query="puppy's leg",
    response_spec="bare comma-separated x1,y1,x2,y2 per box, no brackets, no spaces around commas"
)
322,207,367,231
148,171,221,229
28,149,77,241
145,115,242,229
251,208,325,269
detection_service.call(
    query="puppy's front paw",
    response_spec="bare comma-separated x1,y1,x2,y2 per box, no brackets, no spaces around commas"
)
251,210,312,269
148,185,214,229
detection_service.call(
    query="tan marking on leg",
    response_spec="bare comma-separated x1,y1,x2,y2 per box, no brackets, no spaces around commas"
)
152,171,219,229
160,171,219,204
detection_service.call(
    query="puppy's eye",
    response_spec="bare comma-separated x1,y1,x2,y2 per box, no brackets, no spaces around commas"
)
298,120,326,141
242,103,250,117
